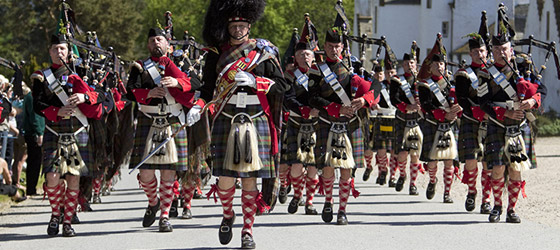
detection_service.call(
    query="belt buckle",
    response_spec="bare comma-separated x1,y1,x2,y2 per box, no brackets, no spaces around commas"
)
505,125,520,136
157,103,167,115
236,92,247,109
438,123,451,132
406,120,417,127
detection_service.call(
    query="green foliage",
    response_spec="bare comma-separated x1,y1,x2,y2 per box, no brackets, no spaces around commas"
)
535,110,560,137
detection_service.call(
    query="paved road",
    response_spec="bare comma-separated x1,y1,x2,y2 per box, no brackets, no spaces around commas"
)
2,165,559,250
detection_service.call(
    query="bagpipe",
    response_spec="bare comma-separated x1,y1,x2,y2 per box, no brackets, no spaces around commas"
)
514,36,560,81
0,57,24,99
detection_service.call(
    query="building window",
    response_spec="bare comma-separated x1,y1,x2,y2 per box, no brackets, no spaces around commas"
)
374,6,378,33
427,0,432,9
547,11,550,40
442,21,449,38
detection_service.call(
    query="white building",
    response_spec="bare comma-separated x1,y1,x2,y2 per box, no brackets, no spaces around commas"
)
523,0,560,112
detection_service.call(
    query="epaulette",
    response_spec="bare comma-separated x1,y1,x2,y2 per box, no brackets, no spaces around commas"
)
308,67,321,76
390,75,401,83
30,71,44,82
131,61,144,73
454,69,469,79
417,80,430,89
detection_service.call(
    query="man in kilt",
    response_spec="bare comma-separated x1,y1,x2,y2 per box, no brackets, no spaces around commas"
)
454,34,492,213
282,17,321,215
417,51,462,204
478,33,545,223
32,34,105,237
200,0,288,248
362,64,386,183
126,27,203,232
389,49,424,195
310,27,379,225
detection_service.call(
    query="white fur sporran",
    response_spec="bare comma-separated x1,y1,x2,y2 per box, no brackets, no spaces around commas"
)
296,123,316,164
143,116,178,164
325,122,355,169
224,113,262,173
429,122,457,160
55,134,86,176
403,120,423,157
504,125,530,171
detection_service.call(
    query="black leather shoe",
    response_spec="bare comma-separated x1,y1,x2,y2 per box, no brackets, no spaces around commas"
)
47,216,60,236
378,171,388,185
395,176,406,192
81,201,93,212
181,207,192,219
409,185,419,195
92,194,101,204
288,198,299,214
159,217,173,232
489,206,502,223
321,202,333,223
480,202,492,214
443,194,454,203
426,178,437,200
363,168,373,182
219,214,235,245
298,199,305,206
62,223,76,237
305,204,318,215
235,179,242,189
142,199,160,227
169,199,179,218
506,210,521,223
388,178,396,188
241,233,256,249
465,194,476,211
278,186,288,204
336,211,348,225
72,214,80,224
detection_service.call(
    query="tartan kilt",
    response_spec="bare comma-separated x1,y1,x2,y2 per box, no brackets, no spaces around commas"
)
42,118,92,176
89,119,109,177
282,116,318,165
279,121,288,164
129,112,188,171
394,112,422,154
458,117,483,162
211,104,275,178
370,117,395,151
314,116,365,169
420,119,458,162
484,121,536,169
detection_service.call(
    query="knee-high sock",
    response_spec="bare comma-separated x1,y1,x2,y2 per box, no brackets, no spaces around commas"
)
462,167,478,195
410,163,421,186
491,177,505,207
305,176,319,206
376,153,388,172
62,189,79,224
508,180,524,212
291,172,305,199
398,160,407,178
481,169,492,203
388,156,397,178
181,181,196,209
217,185,235,219
322,175,335,204
241,190,258,236
92,177,102,195
338,179,351,213
45,182,65,217
365,153,373,170
159,180,174,219
443,167,454,195
428,165,438,184
139,177,159,207
279,167,290,188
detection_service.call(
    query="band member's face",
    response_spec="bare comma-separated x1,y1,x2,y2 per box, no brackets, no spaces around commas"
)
49,43,69,65
430,61,446,77
147,35,169,57
384,69,396,79
324,41,343,60
402,60,416,74
492,42,513,65
295,49,314,68
228,21,251,42
469,46,487,65
374,71,384,82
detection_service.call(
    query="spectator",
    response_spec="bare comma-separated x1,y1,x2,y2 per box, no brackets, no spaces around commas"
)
0,157,27,202
23,80,45,196
12,83,29,190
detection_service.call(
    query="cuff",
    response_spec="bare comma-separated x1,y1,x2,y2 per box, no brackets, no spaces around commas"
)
299,106,312,119
115,100,126,112
397,102,408,113
256,77,273,93
361,90,379,107
493,106,506,121
132,89,151,104
431,108,447,122
85,91,98,104
194,98,205,109
532,93,542,108
283,111,290,122
471,106,486,122
324,102,341,118
41,106,61,122
177,77,191,92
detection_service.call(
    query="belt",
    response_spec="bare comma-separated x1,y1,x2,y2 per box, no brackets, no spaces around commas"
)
425,118,455,126
462,114,482,124
139,103,183,117
45,125,87,137
221,111,264,119
319,116,358,125
226,94,261,106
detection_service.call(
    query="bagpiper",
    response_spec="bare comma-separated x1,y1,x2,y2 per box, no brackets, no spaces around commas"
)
126,27,203,232
32,34,105,236
201,0,288,248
